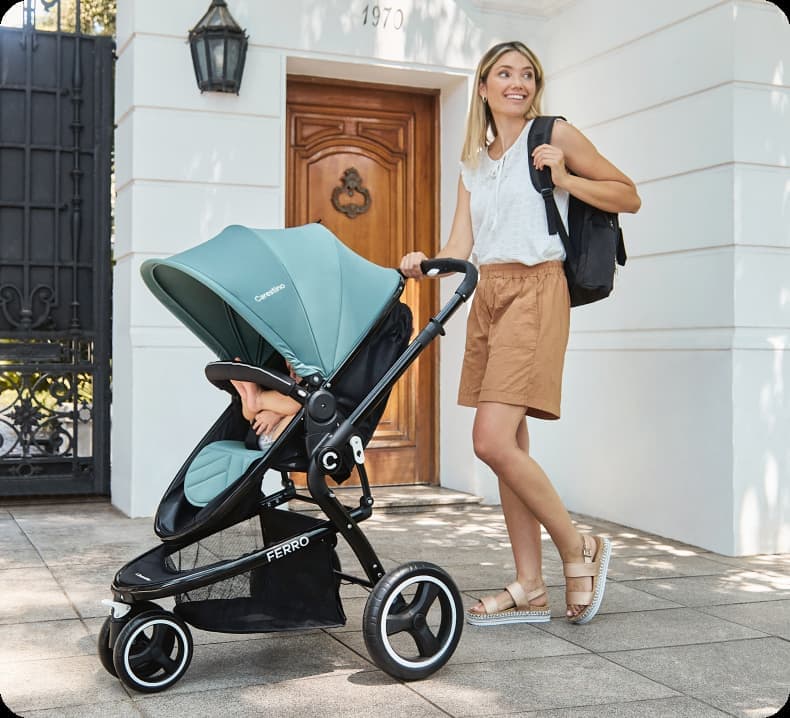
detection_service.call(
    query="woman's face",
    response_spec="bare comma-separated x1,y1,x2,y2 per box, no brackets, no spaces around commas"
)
480,50,536,119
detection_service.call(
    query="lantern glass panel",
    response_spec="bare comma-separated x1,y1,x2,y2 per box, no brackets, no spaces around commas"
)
227,38,240,78
196,41,209,85
209,37,225,78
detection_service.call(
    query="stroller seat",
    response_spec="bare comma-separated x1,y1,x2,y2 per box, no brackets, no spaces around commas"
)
183,440,264,507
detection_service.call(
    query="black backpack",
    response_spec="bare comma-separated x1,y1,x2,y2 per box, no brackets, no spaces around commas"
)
527,115,627,307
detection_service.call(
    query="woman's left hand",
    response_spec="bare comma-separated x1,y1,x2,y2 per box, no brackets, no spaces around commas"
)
532,143,570,188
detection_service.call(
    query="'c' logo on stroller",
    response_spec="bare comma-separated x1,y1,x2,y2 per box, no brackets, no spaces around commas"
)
254,283,286,302
265,534,310,562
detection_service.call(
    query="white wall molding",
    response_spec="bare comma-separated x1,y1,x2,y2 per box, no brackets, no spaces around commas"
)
471,0,577,17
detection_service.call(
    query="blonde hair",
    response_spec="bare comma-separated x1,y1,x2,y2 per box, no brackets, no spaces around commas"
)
461,41,545,167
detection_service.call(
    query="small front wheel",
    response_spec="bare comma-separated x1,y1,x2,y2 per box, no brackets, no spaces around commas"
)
97,600,161,677
112,609,193,693
363,561,463,681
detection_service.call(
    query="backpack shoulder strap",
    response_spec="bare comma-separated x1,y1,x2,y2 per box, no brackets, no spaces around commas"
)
527,115,566,238
527,116,557,194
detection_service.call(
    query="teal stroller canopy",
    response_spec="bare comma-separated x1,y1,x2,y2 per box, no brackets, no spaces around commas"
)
140,223,404,379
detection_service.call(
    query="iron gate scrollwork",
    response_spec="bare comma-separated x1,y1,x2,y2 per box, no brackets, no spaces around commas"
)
0,0,114,495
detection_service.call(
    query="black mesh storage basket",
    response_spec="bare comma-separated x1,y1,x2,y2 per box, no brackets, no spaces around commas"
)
168,508,345,633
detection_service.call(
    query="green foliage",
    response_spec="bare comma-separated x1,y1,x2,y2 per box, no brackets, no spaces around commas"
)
35,0,116,36
0,370,93,409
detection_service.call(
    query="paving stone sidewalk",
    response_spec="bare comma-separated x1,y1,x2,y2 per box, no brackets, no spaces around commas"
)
1,493,789,717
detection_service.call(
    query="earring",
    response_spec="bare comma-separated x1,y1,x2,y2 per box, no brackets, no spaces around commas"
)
482,96,487,104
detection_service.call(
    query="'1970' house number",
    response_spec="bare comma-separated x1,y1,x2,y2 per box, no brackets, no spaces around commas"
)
361,5,405,29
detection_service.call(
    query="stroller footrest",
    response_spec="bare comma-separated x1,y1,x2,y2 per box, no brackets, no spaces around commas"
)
113,544,234,598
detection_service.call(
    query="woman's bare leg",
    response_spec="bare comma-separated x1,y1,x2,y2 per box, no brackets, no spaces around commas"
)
472,401,590,618
503,418,547,597
469,418,546,612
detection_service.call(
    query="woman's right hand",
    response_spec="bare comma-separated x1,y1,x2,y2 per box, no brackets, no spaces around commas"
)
399,251,429,279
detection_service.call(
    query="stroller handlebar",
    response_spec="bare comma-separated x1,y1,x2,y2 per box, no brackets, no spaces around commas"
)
419,258,478,300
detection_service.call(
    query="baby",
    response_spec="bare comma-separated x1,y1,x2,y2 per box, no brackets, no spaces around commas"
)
231,359,301,450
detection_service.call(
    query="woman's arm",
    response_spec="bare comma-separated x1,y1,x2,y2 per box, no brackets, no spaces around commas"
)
438,175,475,260
400,175,474,277
532,119,641,214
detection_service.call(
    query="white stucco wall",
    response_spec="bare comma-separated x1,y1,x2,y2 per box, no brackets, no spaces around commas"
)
528,0,789,554
112,0,789,555
111,0,540,516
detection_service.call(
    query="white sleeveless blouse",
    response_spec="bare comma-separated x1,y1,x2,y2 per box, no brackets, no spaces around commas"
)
460,119,568,267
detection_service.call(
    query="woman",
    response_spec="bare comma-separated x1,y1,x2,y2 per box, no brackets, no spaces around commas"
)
400,41,641,625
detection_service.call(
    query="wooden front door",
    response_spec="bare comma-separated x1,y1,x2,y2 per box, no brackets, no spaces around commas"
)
286,76,439,486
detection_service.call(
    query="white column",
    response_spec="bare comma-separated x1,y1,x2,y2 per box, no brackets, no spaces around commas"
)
730,0,790,553
112,2,287,516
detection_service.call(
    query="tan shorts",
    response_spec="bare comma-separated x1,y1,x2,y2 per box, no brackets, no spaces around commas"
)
458,261,570,420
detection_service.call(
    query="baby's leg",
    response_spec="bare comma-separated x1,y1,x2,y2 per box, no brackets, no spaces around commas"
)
230,379,262,423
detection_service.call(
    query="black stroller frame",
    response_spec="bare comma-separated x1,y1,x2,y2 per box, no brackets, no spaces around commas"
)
99,258,478,693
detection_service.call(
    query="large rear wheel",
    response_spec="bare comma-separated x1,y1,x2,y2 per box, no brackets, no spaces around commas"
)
363,561,463,680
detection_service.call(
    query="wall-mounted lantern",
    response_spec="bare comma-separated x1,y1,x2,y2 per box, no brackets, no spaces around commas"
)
188,0,248,94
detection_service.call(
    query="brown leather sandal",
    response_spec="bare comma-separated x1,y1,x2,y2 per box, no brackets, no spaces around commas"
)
465,581,551,626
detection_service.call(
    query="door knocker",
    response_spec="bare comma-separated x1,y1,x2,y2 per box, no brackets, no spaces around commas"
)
331,167,371,219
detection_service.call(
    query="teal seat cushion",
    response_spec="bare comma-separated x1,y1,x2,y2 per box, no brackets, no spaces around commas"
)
184,440,265,508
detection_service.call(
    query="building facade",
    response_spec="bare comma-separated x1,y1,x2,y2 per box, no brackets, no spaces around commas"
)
112,0,789,555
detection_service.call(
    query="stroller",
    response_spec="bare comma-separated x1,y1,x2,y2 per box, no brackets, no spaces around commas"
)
98,223,478,693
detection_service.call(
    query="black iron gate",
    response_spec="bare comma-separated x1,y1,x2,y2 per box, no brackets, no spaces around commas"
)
0,0,114,496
